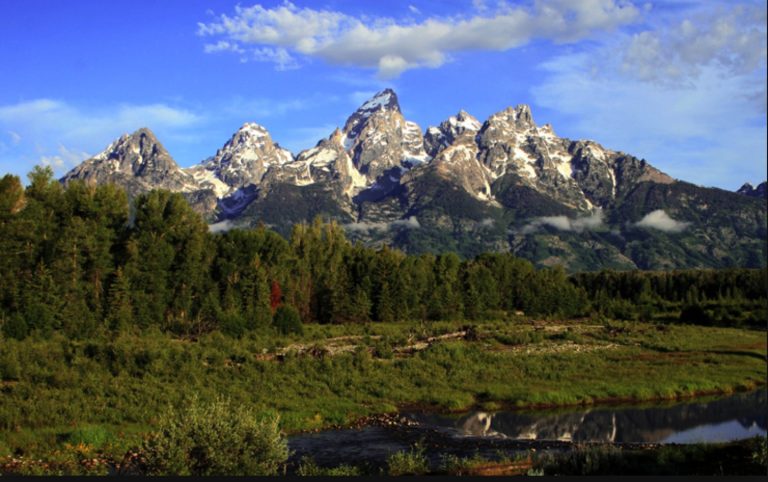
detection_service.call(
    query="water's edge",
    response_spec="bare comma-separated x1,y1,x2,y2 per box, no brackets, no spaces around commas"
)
287,388,767,470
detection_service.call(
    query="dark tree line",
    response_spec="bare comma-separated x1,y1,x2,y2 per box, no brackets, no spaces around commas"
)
571,268,767,326
571,269,766,303
0,167,764,340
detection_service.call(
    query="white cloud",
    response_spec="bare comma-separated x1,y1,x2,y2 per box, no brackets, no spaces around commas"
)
478,217,495,227
0,99,200,141
622,3,767,86
208,219,244,233
473,0,488,12
344,215,420,233
344,220,388,233
391,216,420,229
0,99,201,176
39,144,91,170
203,40,245,54
532,2,767,190
408,5,421,15
250,47,299,70
198,0,640,78
522,210,604,234
634,209,690,233
222,96,311,119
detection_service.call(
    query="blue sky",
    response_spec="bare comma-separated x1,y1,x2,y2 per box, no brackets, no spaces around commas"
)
0,0,765,190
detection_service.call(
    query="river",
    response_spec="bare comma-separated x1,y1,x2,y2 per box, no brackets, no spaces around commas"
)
288,389,766,470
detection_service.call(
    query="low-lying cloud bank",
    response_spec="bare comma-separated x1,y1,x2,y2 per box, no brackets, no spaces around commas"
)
633,209,690,233
344,216,420,233
208,219,246,233
521,210,604,234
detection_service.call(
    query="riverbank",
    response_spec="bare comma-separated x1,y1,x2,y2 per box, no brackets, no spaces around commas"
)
285,436,768,476
1,319,765,464
294,384,767,437
285,388,766,472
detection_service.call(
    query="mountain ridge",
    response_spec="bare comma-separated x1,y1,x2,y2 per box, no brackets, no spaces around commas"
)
60,90,767,271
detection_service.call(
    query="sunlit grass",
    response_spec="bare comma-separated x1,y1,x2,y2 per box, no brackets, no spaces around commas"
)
0,319,765,458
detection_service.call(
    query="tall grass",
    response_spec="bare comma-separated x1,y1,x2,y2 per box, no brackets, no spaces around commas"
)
0,319,764,460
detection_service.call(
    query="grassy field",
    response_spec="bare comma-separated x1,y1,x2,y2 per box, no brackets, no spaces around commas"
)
0,318,766,460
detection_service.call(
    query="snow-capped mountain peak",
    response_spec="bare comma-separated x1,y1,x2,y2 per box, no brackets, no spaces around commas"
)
358,88,400,114
61,127,198,195
451,110,483,131
184,122,293,197
424,110,482,157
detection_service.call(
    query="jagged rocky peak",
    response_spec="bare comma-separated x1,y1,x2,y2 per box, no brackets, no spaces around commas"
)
485,104,536,132
424,109,482,157
511,104,534,127
186,121,293,197
343,88,401,140
737,181,767,198
340,88,420,180
215,122,293,166
263,126,366,196
453,110,483,130
61,127,197,195
94,127,173,171
65,127,174,179
358,88,401,114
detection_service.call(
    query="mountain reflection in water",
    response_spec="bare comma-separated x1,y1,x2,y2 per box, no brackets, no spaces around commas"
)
407,389,767,443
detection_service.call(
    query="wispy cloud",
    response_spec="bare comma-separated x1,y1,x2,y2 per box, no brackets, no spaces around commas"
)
39,144,91,171
198,0,640,78
634,209,690,233
208,219,248,233
532,1,767,189
621,3,766,87
478,217,495,228
345,216,420,233
0,99,202,176
521,210,604,234
222,96,315,119
0,99,200,140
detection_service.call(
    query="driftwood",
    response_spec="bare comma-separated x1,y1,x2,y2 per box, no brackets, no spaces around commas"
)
461,457,533,476
392,331,468,354
253,330,471,362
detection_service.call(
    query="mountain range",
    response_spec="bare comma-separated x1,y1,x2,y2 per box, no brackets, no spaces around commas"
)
61,89,767,271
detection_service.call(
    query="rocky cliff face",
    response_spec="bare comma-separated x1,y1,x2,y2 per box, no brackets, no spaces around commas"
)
61,128,198,196
185,122,293,198
60,90,767,270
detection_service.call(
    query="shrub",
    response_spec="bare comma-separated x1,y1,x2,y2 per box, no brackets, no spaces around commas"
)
387,446,429,476
295,456,362,476
751,436,768,467
272,305,303,335
68,425,113,449
0,344,21,381
141,396,289,476
220,311,248,338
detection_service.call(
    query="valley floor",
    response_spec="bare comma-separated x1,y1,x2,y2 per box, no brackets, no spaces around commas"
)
0,317,766,474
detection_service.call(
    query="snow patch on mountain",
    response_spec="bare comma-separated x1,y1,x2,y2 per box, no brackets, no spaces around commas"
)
360,91,392,112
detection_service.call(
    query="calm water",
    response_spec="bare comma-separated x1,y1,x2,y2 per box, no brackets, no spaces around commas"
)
407,388,767,444
288,389,766,468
